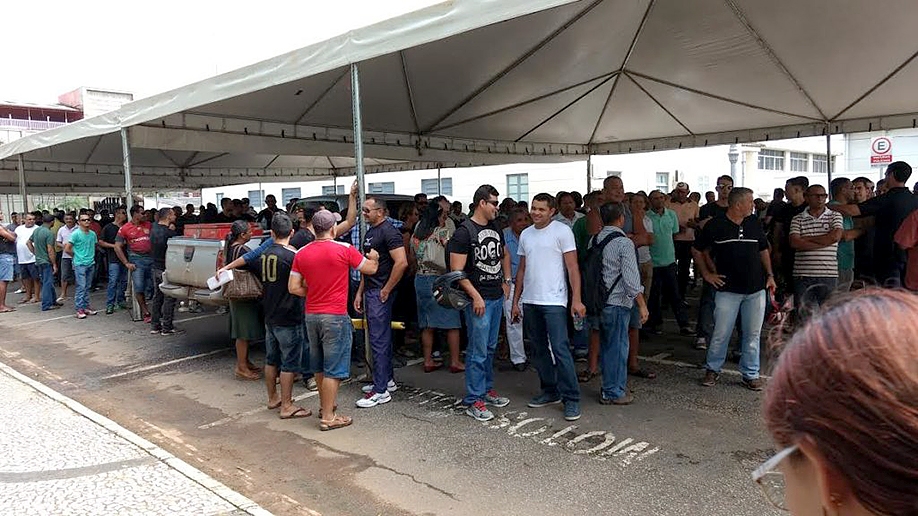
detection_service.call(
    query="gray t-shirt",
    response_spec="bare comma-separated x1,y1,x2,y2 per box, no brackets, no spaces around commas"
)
0,224,16,255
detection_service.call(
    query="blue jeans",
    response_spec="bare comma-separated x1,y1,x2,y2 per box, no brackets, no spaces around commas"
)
366,287,396,394
706,290,766,379
600,305,631,399
37,263,57,311
106,262,128,307
128,253,153,298
524,304,580,403
73,264,95,311
463,298,503,405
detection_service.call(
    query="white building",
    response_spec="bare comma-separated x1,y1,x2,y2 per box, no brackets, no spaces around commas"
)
202,133,868,209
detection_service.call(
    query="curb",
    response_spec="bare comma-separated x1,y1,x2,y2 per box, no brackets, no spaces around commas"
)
0,360,273,516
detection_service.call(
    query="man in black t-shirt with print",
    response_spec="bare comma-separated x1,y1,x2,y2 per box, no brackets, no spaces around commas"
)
261,213,312,419
354,197,408,409
693,187,776,392
149,208,178,334
99,206,128,314
449,185,513,422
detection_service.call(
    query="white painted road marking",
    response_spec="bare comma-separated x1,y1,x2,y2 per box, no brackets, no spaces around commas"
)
100,347,234,380
400,385,660,465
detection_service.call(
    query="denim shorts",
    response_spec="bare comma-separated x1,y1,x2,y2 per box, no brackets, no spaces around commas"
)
265,323,305,373
20,262,38,280
60,257,75,283
304,314,353,380
415,274,461,329
0,254,13,282
129,253,153,294
629,303,642,330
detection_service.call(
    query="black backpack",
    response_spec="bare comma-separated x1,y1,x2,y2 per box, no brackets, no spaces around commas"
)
582,232,626,316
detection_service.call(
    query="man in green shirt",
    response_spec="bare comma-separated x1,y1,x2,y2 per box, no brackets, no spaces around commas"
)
646,190,692,335
27,214,59,311
829,178,861,289
65,213,99,319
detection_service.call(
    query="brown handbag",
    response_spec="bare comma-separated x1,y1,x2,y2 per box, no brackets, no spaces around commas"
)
223,244,263,300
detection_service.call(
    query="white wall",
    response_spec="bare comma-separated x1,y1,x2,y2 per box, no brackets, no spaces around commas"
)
845,128,918,185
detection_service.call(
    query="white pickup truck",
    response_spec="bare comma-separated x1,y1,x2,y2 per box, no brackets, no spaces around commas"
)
160,224,266,307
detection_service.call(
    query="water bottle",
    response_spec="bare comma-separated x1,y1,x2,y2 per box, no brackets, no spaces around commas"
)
573,314,584,332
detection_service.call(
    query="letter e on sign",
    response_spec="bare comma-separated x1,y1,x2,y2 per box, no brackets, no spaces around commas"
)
871,137,893,165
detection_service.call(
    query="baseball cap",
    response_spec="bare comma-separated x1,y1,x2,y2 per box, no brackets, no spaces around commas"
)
676,182,689,191
312,210,337,232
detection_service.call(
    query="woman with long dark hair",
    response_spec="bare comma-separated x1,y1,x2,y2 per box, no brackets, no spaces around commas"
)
757,289,917,514
225,220,264,380
412,199,464,373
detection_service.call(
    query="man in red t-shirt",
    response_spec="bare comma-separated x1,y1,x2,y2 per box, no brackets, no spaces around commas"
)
114,205,154,322
289,210,378,431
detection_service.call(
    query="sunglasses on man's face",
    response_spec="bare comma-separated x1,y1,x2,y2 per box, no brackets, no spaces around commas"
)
79,218,91,222
485,200,499,207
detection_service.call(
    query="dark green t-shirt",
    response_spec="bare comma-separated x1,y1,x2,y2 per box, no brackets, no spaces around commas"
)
30,225,54,265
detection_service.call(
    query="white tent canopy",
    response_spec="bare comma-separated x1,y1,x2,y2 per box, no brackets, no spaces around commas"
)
3,0,918,194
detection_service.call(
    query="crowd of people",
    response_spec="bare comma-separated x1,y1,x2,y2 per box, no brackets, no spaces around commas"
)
3,161,918,434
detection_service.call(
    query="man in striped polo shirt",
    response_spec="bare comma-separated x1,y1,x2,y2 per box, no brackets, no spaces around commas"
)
789,184,843,319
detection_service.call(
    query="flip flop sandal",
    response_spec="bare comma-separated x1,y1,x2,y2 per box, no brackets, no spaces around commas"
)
319,414,353,431
0,307,16,313
578,370,598,383
234,370,261,381
317,404,338,419
628,368,657,379
267,401,282,410
279,407,312,419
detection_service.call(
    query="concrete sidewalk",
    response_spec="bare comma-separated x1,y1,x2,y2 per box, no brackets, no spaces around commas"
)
0,361,273,516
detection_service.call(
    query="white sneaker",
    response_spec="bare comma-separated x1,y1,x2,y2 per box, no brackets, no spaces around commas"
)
361,380,398,393
356,390,391,408
14,288,24,294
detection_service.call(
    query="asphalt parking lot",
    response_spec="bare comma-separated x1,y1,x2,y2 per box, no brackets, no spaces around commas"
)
0,287,781,516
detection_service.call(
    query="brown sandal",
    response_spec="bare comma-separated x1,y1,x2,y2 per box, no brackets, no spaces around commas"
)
319,414,353,431
234,369,261,381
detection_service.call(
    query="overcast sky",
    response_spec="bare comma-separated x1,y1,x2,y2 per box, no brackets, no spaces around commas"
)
2,0,439,103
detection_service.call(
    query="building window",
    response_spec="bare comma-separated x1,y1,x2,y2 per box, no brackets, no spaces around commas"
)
655,172,669,192
789,152,808,172
321,185,345,195
421,178,453,197
813,154,832,174
606,170,622,178
368,182,395,194
247,190,264,208
281,187,301,206
506,174,529,203
215,193,224,205
758,149,785,171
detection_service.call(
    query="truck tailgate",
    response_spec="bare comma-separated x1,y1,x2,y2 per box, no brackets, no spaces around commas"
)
165,238,222,289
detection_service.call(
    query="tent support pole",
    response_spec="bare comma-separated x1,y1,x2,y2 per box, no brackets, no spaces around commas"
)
825,124,832,185
586,155,592,192
437,166,442,196
351,63,372,382
121,128,133,208
17,155,28,212
121,127,141,322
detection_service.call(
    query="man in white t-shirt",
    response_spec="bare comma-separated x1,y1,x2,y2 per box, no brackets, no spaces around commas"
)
14,212,39,304
511,193,586,422
55,212,77,302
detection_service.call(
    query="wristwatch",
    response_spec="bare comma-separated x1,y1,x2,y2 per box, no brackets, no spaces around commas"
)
503,278,513,285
